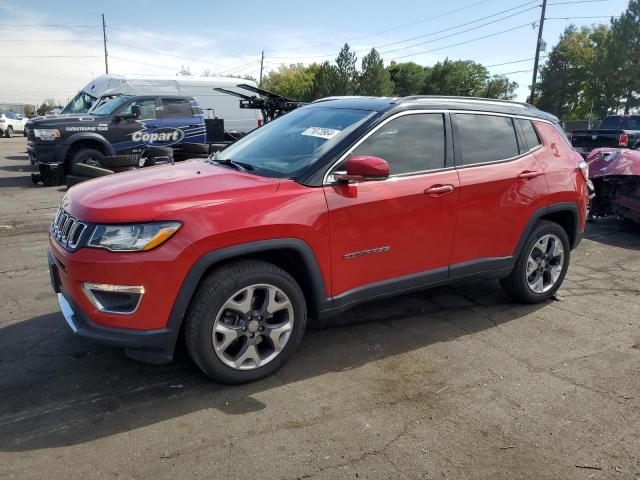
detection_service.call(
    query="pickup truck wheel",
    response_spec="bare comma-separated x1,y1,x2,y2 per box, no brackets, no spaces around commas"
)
5,126,13,138
185,260,307,384
500,220,570,303
70,148,105,175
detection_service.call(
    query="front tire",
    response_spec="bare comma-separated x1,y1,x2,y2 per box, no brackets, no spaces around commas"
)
500,220,570,303
185,260,307,383
70,148,105,175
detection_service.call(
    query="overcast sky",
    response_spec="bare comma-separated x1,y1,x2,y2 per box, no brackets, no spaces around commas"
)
0,0,629,107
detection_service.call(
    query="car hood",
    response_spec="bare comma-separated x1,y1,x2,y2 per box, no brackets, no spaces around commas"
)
28,115,103,127
66,160,280,223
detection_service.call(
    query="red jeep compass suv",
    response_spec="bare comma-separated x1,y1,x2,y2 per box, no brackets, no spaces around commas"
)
48,96,590,383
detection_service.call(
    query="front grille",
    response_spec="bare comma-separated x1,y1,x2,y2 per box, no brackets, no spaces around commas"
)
51,207,88,251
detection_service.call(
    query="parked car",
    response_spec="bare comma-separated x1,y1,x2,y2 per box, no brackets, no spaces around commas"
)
571,115,640,156
26,95,206,174
586,147,640,223
48,96,590,383
0,111,27,137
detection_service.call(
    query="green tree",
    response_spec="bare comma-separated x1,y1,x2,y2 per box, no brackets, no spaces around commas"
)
536,26,597,119
358,48,394,96
262,63,318,102
609,0,640,113
24,105,35,117
310,61,338,100
484,75,518,100
422,59,489,96
36,103,53,116
334,43,358,95
387,61,426,96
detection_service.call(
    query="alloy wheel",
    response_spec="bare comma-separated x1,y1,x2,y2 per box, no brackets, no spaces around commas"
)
526,233,565,294
212,283,294,370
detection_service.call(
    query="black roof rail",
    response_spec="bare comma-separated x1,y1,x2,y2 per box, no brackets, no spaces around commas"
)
398,95,533,109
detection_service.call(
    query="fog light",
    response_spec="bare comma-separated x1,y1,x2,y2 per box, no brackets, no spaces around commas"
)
82,283,144,314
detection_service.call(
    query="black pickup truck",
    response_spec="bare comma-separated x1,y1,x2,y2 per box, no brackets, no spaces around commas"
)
570,115,640,156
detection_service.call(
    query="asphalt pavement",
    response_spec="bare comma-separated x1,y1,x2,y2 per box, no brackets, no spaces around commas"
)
1,136,639,479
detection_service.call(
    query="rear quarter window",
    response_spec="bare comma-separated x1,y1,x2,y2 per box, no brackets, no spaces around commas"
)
518,119,542,150
455,114,520,165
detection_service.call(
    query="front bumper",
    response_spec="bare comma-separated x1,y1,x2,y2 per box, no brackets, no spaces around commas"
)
56,289,175,363
27,140,68,165
48,228,197,362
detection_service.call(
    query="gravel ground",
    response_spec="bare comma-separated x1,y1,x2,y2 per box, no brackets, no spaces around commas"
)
0,136,639,480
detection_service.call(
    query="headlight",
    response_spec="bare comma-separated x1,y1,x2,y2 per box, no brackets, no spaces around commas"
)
33,128,60,141
87,222,181,252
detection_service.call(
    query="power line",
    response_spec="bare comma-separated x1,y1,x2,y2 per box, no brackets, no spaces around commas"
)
0,39,102,42
269,2,539,60
378,7,539,56
547,0,614,4
545,15,613,19
107,25,248,58
110,55,179,71
109,41,227,68
391,22,533,60
0,23,98,28
373,1,539,50
269,0,493,54
499,68,534,75
485,57,535,67
0,55,102,58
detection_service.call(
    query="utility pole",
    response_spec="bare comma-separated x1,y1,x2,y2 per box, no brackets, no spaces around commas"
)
259,50,264,86
529,0,546,104
102,14,109,74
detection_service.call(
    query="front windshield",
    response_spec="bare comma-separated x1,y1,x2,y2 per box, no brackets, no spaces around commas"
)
214,107,374,178
61,91,98,114
90,96,132,116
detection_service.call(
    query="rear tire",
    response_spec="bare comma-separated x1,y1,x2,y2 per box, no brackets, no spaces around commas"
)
500,220,570,303
5,126,13,138
185,260,307,384
70,148,105,175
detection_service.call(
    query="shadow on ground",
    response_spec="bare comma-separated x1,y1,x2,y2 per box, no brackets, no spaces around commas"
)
0,280,542,452
585,217,640,251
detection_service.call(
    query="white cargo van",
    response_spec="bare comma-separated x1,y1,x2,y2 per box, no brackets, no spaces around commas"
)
60,74,261,133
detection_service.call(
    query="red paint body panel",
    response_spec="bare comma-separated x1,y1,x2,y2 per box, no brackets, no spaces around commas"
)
324,170,460,295
67,160,280,223
586,148,640,178
533,121,589,231
451,152,548,264
50,230,200,330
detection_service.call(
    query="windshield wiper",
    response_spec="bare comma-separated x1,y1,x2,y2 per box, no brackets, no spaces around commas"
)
209,157,254,171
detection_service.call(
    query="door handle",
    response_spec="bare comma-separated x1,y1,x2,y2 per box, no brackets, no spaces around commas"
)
517,170,540,179
424,184,455,196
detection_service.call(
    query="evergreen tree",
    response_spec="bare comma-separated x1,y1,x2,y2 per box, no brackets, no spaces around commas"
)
334,43,358,95
358,48,394,96
310,61,339,100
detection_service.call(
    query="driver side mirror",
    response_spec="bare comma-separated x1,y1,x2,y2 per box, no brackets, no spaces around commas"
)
334,155,390,183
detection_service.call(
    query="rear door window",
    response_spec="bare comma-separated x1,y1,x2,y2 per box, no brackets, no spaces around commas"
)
352,113,446,175
161,98,194,118
455,114,519,165
121,98,157,119
518,119,542,150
